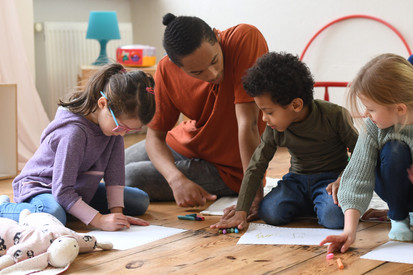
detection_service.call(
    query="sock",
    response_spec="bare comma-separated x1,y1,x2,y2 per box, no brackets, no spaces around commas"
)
388,216,413,241
0,195,10,205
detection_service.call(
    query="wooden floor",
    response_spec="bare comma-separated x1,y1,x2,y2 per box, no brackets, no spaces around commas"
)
1,133,412,274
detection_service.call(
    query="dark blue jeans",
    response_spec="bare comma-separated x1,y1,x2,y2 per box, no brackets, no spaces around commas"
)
0,182,149,225
259,172,344,229
375,140,413,220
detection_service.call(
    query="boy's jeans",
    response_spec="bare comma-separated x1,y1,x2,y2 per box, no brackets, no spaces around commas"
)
259,171,344,229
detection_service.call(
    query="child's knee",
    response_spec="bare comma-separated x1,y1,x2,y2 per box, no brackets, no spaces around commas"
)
258,200,293,226
317,205,344,229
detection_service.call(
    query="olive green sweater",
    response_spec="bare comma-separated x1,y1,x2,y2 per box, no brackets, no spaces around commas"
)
338,118,413,215
236,100,358,212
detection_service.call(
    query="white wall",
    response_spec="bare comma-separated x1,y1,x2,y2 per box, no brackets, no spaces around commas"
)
130,0,413,106
32,0,413,107
15,0,35,79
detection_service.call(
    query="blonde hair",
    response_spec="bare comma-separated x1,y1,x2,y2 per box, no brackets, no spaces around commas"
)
348,53,413,127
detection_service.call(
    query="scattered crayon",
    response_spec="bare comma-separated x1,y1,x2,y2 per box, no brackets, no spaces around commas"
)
218,227,239,234
326,253,334,260
177,214,205,221
337,258,344,270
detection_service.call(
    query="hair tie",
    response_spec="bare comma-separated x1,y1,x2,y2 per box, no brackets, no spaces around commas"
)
120,68,127,73
146,87,154,94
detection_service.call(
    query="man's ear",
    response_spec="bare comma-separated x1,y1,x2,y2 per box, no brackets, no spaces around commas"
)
291,98,304,112
213,28,221,43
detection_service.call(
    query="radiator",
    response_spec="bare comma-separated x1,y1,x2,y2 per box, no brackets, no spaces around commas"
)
35,22,133,120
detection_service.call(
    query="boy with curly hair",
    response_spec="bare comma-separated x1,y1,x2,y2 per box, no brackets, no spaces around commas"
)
211,52,358,230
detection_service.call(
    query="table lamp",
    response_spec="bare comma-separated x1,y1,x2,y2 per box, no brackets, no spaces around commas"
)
86,11,121,65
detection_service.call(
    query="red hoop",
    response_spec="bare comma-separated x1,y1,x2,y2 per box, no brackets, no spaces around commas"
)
300,14,411,101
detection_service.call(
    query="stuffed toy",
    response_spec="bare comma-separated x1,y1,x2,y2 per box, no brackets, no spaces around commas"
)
0,209,112,274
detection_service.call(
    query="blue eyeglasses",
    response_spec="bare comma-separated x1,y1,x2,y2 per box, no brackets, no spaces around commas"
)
100,91,141,133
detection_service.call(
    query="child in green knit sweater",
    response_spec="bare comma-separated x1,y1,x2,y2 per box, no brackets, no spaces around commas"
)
321,53,413,253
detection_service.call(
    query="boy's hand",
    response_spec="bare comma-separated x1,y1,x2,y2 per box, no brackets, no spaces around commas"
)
90,213,131,231
326,177,341,206
248,187,264,221
210,210,248,231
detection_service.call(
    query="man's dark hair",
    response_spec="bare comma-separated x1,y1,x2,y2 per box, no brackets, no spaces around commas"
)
243,52,314,106
162,13,217,67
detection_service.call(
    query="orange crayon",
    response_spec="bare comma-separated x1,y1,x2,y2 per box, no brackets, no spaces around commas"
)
337,258,344,269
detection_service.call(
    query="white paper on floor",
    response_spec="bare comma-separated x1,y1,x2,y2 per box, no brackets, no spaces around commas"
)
88,225,186,250
361,241,413,264
237,223,342,245
201,177,388,216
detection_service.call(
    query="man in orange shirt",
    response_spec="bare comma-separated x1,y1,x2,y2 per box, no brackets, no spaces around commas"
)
125,13,268,216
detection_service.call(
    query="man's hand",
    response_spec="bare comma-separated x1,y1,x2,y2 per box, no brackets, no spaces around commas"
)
170,176,217,207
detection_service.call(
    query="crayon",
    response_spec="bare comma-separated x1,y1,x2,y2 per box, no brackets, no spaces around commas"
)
178,215,196,220
337,258,344,270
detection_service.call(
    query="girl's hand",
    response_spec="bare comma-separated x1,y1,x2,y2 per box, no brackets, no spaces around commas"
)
361,208,389,222
326,177,341,206
90,213,131,231
319,231,355,253
126,215,150,226
210,210,248,231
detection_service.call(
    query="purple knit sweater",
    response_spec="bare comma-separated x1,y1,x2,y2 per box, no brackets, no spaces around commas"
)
12,107,125,224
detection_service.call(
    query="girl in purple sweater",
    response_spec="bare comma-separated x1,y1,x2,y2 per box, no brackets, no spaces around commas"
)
0,63,156,231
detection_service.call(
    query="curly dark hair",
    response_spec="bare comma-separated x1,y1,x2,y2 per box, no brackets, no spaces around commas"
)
162,13,217,67
243,52,314,106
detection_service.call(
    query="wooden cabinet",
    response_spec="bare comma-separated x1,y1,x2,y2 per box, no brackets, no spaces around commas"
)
0,84,17,179
79,65,156,87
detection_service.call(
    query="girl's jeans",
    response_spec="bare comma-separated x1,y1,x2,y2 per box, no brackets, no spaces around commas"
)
375,140,413,220
0,183,149,225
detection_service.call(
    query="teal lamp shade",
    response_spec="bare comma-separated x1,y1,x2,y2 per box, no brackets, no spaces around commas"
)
86,11,121,65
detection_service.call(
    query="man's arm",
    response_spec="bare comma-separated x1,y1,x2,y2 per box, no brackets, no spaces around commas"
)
235,102,261,172
145,127,216,207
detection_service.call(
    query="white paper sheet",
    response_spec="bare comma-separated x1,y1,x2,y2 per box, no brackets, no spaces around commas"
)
200,177,280,216
88,225,186,250
237,223,342,245
361,241,413,264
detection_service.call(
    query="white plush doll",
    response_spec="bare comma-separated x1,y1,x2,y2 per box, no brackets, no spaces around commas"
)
0,209,112,274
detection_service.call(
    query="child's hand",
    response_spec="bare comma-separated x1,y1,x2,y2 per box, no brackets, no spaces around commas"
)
126,215,150,226
326,177,341,206
361,208,389,222
248,187,264,221
319,231,356,253
210,210,248,231
90,213,131,231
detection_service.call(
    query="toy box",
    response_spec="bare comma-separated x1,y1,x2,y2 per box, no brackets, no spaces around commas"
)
116,45,156,67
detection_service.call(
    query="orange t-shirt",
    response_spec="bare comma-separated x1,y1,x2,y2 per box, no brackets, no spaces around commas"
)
149,24,268,192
